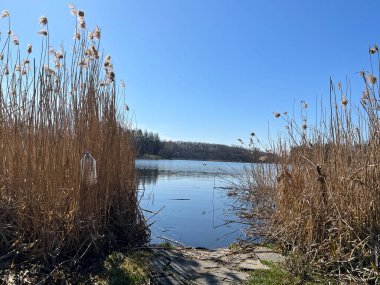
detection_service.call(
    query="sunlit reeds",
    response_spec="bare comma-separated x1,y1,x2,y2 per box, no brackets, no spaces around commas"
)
0,6,147,271
240,47,380,282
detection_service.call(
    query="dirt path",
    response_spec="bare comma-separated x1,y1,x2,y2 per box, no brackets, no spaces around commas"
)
149,246,285,285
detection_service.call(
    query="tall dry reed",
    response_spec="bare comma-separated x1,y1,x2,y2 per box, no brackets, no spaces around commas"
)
0,6,147,269
239,47,380,283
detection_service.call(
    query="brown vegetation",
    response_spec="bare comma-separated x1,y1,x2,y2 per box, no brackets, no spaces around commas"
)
0,5,147,276
239,46,380,283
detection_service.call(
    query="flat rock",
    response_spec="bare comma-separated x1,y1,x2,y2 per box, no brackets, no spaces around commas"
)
238,259,269,271
149,245,284,284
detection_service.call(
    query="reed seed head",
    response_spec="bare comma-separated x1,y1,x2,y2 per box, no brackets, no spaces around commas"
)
108,71,115,81
12,35,19,45
367,74,377,85
55,52,63,59
302,124,307,130
73,31,80,40
1,10,9,18
369,45,378,54
273,112,281,118
4,65,9,75
38,30,48,36
79,19,86,29
77,10,85,18
39,16,48,26
27,44,32,54
94,26,101,39
0,53,3,61
88,32,94,40
125,104,129,111
342,97,348,106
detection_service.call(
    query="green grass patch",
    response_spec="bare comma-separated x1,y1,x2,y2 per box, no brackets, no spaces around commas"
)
247,260,338,285
96,250,152,285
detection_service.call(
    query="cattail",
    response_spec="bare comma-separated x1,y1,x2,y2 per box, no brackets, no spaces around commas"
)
27,44,32,54
104,55,111,67
79,19,86,29
91,44,98,58
108,71,115,81
367,74,377,85
94,26,101,39
55,52,63,59
12,35,19,45
273,112,280,118
369,45,378,54
38,30,48,36
73,31,80,40
39,16,48,26
77,10,85,18
1,10,9,18
342,97,348,106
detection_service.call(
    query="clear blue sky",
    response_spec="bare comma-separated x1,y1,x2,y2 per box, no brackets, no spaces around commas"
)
2,1,380,147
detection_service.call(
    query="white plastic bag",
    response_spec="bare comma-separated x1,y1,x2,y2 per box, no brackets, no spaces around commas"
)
81,152,97,186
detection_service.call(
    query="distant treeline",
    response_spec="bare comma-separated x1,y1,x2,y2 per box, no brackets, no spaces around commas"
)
130,129,276,163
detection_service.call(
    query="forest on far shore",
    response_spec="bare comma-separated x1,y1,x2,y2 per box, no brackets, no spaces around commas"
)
130,129,276,163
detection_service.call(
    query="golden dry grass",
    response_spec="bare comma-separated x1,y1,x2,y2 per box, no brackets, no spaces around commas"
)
239,47,380,283
0,6,147,271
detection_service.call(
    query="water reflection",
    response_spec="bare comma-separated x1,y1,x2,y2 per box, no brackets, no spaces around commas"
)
136,159,247,249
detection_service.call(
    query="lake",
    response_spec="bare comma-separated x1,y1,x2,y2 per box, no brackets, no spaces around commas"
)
136,159,248,249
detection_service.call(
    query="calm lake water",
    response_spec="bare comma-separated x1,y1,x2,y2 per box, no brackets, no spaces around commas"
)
136,159,248,249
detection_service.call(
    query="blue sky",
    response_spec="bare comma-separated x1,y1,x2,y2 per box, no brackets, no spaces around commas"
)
2,0,380,147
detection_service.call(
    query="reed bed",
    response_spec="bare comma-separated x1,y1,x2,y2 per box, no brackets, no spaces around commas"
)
239,48,380,283
0,6,147,273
